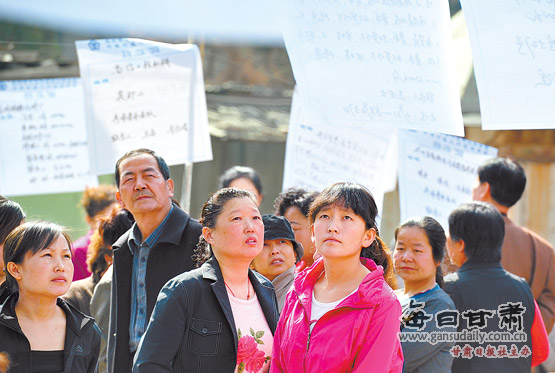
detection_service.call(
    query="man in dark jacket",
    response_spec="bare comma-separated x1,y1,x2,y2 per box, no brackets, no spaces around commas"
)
444,202,547,372
472,157,555,334
107,149,202,373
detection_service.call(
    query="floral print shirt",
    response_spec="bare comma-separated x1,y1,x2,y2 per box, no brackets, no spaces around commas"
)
227,290,273,372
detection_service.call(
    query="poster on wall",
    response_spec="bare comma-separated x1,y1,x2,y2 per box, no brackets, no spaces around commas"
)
0,78,97,196
398,129,498,229
284,0,464,136
283,92,395,220
76,38,212,175
460,0,555,130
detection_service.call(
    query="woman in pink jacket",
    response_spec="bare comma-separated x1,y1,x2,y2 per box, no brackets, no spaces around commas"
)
270,182,403,372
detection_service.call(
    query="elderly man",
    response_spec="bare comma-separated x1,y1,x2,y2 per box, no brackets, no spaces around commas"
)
472,157,555,334
107,149,202,372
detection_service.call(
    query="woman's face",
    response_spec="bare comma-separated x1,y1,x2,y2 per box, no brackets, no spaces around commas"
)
312,203,375,261
204,197,264,263
393,226,438,285
9,235,73,297
228,178,263,206
283,206,314,259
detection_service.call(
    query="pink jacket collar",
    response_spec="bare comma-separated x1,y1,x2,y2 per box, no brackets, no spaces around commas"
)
293,257,386,317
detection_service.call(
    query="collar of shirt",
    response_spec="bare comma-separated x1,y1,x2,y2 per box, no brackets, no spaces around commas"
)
127,205,174,254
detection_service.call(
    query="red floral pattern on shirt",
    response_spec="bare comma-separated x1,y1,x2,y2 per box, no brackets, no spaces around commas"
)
236,328,270,373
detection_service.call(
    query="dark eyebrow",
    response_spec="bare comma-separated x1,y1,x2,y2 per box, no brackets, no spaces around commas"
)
121,170,136,178
141,167,159,174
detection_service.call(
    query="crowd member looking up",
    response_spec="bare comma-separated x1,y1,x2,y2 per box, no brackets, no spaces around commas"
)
251,214,304,312
273,188,319,272
271,182,403,372
90,206,134,373
133,188,279,372
0,196,25,304
472,157,555,334
393,216,456,372
444,202,549,372
0,222,101,372
108,148,202,373
219,165,264,206
72,185,117,281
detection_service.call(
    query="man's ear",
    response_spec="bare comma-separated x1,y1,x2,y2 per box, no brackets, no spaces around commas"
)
116,190,125,208
166,178,175,197
478,182,491,201
455,239,467,266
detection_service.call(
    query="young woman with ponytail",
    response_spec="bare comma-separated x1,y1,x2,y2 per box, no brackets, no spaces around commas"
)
393,216,457,372
271,182,403,372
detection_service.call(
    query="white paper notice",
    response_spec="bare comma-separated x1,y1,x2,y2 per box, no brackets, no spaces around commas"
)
461,0,555,130
0,78,97,196
283,93,394,217
76,38,212,175
398,130,498,229
284,0,464,136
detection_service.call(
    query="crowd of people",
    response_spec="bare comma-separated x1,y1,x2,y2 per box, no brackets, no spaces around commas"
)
0,148,553,372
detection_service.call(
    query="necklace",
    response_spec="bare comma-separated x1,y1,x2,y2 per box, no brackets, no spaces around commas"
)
224,279,251,300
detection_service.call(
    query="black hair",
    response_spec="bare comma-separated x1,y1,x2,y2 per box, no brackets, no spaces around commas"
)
218,166,263,196
3,221,72,292
86,206,134,283
0,197,25,245
309,182,396,289
395,216,446,288
274,187,319,217
99,206,135,247
477,157,526,208
114,148,170,188
448,202,504,264
194,188,258,267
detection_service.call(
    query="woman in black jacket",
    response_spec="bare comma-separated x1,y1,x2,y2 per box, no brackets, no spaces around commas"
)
0,221,101,372
133,188,279,372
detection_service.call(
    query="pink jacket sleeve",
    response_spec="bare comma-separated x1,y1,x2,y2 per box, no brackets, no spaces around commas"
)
353,294,404,372
531,299,550,367
269,290,296,372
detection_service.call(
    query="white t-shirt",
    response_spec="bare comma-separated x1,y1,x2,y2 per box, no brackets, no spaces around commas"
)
310,290,357,331
227,290,273,373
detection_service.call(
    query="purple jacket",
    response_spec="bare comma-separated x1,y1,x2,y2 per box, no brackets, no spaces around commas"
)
271,257,404,372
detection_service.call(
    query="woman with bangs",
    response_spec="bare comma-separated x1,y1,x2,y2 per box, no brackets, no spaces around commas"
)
271,182,403,372
0,221,100,372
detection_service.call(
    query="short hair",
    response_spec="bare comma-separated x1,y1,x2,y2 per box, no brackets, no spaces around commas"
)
309,182,396,288
218,166,263,196
87,206,134,283
478,157,526,208
448,202,505,264
3,221,72,292
80,185,117,218
114,149,170,188
194,188,258,267
0,197,25,245
273,188,319,217
99,206,135,247
395,216,446,288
